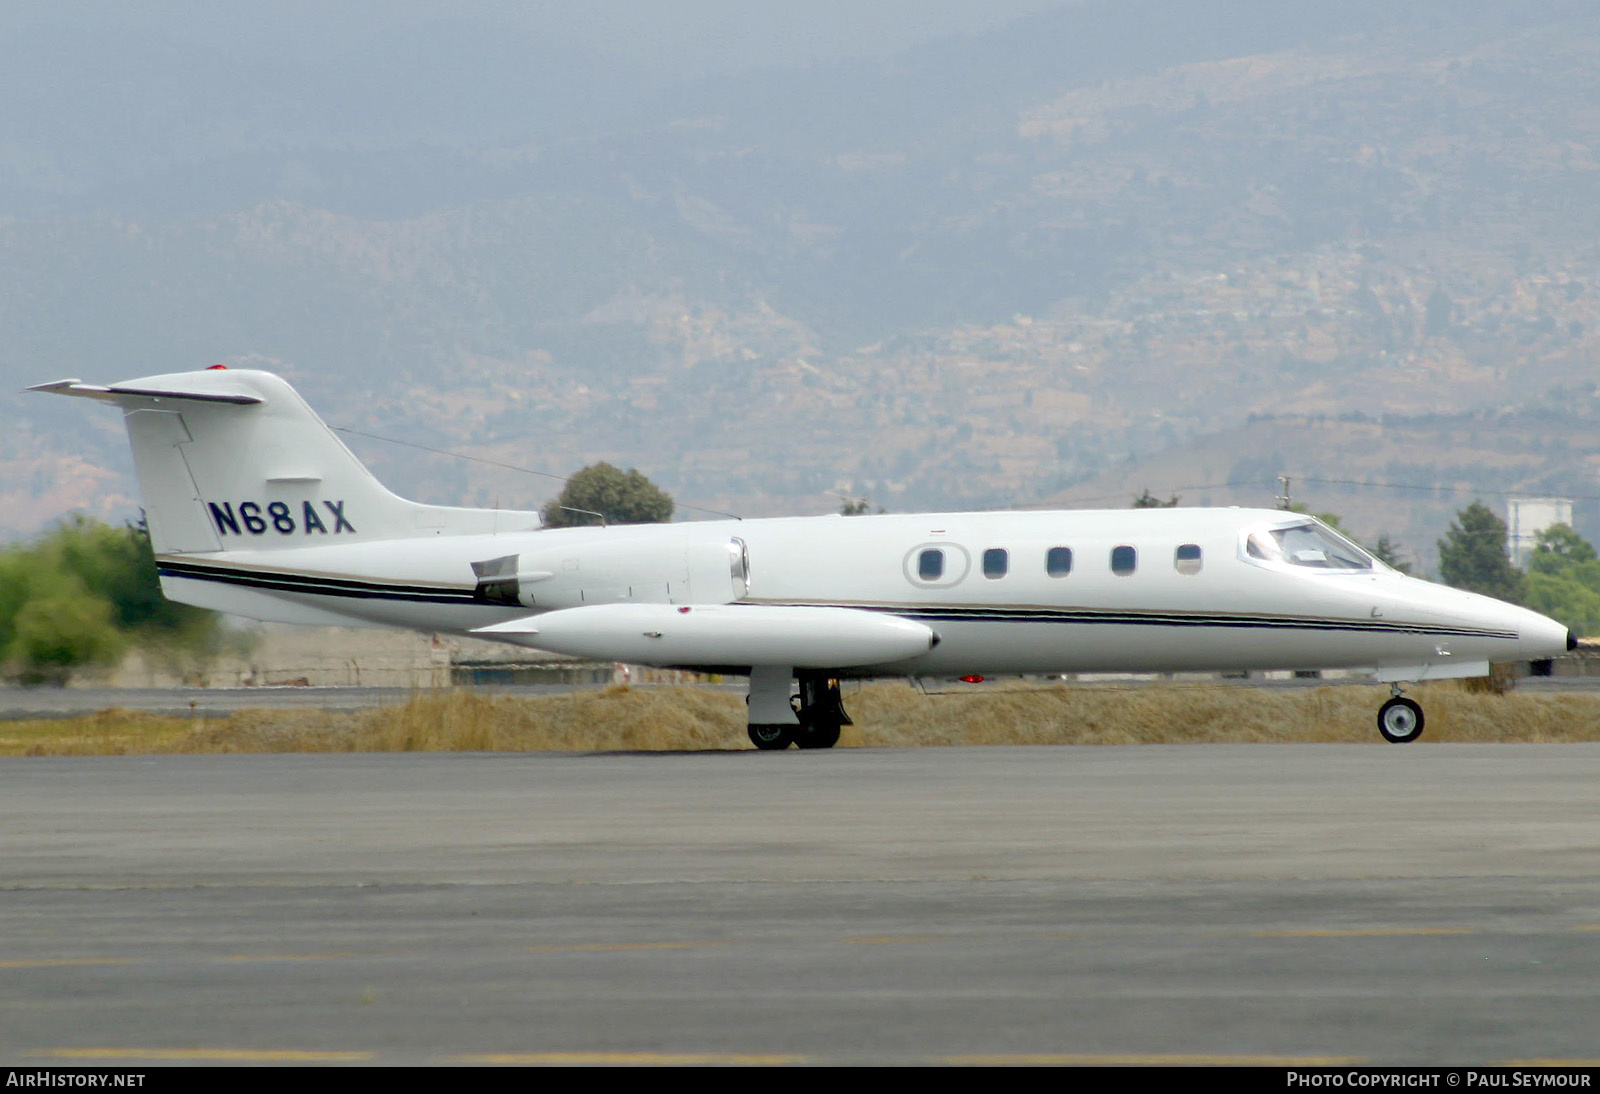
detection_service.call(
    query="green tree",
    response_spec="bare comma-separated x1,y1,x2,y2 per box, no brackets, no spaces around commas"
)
1528,523,1597,574
1526,568,1600,638
0,518,219,684
1523,524,1600,637
1437,501,1527,603
7,591,125,686
44,516,214,638
1370,533,1413,575
542,463,674,528
1132,489,1179,508
838,495,885,516
0,545,124,685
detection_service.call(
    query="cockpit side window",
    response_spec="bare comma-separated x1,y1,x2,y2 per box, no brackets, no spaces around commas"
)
1244,521,1374,572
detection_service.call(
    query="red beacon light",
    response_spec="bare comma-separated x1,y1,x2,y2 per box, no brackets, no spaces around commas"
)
959,674,985,684
205,364,228,370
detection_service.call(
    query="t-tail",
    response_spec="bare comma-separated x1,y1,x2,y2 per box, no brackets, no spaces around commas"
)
29,368,541,558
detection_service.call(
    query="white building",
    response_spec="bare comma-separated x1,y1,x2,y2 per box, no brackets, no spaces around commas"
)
1507,496,1574,567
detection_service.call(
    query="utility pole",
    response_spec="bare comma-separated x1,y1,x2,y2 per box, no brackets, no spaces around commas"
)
1276,475,1293,510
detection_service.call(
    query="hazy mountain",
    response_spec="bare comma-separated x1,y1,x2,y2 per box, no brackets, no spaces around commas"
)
5,0,1600,552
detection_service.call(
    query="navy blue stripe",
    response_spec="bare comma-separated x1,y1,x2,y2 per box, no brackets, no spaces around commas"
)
745,601,1519,642
159,563,477,605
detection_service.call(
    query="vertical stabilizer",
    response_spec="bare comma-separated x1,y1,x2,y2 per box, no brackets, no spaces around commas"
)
31,368,540,554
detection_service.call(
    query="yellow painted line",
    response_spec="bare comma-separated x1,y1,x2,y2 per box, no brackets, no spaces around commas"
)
35,1048,374,1062
844,935,945,945
945,1054,1368,1067
1252,928,1476,938
445,1052,807,1066
220,953,368,962
1569,925,1600,931
0,958,137,969
523,942,731,954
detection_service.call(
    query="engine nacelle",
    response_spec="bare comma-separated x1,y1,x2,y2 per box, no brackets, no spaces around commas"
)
475,602,938,668
470,535,748,610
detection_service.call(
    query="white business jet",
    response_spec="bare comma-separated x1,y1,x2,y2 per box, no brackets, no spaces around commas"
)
33,367,1574,748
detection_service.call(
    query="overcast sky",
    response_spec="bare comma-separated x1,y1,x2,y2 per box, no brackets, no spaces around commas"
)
8,1,1082,78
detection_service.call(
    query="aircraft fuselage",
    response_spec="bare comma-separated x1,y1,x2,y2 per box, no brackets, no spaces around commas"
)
154,506,1569,680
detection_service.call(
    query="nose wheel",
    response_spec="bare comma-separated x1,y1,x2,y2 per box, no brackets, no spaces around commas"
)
1377,696,1424,743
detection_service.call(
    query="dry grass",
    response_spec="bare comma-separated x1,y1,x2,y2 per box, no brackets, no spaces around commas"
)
0,708,195,756
850,681,1600,746
8,681,1600,757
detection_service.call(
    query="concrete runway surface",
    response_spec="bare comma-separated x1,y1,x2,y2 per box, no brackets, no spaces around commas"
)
3,745,1600,1066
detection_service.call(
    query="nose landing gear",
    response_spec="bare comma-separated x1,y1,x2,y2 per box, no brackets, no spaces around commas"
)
1377,685,1424,744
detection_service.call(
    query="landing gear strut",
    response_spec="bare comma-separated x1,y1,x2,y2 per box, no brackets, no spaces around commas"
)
793,674,850,749
1377,685,1424,744
746,668,851,750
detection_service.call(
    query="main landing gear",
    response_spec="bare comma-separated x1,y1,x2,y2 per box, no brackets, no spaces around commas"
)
1377,685,1424,744
746,669,851,751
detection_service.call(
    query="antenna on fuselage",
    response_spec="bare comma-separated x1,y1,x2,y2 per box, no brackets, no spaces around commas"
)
559,506,607,527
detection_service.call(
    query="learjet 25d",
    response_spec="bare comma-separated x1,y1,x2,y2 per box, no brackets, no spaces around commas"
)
33,367,1575,747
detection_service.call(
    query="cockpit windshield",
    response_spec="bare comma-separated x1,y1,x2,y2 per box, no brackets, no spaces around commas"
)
1245,521,1374,572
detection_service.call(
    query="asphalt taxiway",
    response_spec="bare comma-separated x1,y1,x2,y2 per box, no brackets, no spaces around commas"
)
3,745,1600,1065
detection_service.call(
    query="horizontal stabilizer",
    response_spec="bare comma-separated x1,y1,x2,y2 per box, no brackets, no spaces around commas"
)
475,602,938,668
27,378,263,406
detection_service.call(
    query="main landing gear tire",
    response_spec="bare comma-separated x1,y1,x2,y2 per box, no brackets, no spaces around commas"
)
1377,697,1424,744
748,723,795,750
793,721,843,750
746,673,851,751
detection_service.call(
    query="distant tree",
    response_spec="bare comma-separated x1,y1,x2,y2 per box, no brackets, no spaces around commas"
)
1529,523,1597,574
7,590,125,687
1131,488,1179,508
542,463,674,528
1527,572,1600,639
0,518,217,685
47,516,214,638
1524,524,1600,637
1437,501,1526,603
1369,533,1413,575
839,496,884,516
